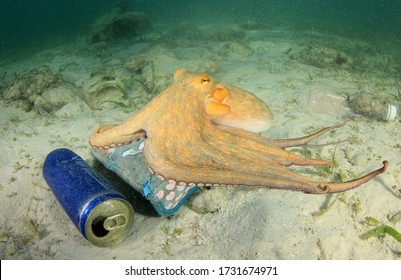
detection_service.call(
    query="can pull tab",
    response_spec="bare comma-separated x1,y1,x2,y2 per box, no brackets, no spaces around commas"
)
103,214,128,231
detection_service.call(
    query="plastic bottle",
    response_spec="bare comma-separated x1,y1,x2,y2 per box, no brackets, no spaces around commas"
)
348,93,398,121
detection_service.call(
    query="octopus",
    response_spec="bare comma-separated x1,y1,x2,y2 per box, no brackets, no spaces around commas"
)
90,68,387,194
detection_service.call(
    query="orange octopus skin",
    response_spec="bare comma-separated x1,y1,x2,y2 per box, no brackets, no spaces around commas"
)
90,68,387,194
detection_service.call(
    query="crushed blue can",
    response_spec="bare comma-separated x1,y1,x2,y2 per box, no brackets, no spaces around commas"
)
43,148,134,247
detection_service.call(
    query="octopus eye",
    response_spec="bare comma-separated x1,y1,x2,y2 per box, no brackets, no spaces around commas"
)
200,76,210,84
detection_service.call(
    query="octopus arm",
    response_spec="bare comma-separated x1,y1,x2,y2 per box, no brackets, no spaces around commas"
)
147,154,387,194
273,122,347,148
89,112,149,149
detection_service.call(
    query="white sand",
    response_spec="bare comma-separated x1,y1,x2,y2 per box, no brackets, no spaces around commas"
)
1,26,400,259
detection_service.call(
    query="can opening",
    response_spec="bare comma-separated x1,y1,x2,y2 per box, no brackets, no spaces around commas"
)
85,199,134,246
91,216,109,237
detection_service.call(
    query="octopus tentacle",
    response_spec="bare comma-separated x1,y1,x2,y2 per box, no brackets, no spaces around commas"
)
207,125,332,167
90,124,146,149
144,117,386,194
89,98,156,149
273,121,348,148
147,147,387,194
314,161,388,193
216,121,347,152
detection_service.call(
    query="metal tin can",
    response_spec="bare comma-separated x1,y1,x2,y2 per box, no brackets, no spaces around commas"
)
43,148,134,247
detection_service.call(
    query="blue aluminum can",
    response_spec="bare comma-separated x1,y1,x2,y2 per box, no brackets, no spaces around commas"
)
43,148,134,247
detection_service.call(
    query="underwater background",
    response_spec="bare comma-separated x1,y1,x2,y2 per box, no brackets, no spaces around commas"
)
1,0,400,60
1,0,401,260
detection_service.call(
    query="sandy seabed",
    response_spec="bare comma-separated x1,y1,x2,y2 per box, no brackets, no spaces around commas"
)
1,24,401,260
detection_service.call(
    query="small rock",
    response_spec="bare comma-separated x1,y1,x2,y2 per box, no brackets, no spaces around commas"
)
187,187,230,214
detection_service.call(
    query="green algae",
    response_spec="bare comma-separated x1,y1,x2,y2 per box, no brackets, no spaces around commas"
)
360,216,401,244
